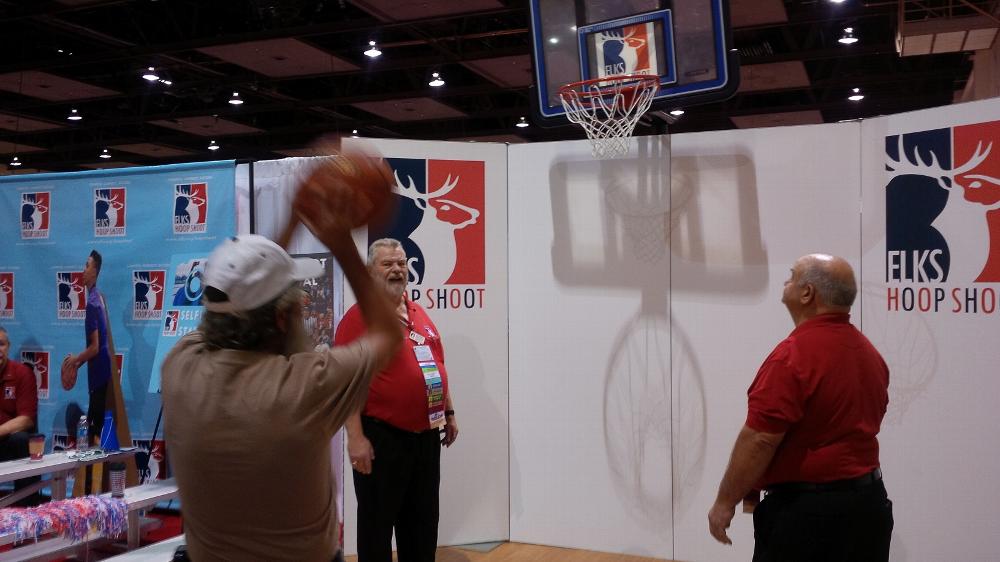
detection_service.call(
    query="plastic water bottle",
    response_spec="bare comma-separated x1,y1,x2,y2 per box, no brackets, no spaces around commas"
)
77,415,90,451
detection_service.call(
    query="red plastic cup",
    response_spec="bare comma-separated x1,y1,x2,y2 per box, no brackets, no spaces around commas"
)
28,434,45,461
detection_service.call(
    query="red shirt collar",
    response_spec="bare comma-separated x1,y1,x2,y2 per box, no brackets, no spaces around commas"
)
791,312,851,336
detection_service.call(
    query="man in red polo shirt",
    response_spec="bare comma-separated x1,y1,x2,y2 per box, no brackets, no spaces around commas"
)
708,254,893,561
337,238,458,562
0,326,41,505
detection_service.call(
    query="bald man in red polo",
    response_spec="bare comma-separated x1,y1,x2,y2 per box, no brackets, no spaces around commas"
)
709,254,893,562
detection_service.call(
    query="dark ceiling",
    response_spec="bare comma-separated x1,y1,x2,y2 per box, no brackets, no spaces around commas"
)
0,0,991,173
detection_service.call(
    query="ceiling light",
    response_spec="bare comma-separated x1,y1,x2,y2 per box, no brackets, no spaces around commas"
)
228,92,243,105
142,67,160,81
159,79,172,86
99,148,111,159
67,109,82,121
669,109,685,116
208,140,220,151
364,41,382,58
848,87,865,101
829,0,847,3
515,116,530,128
428,72,445,87
839,28,859,45
9,156,21,167
549,37,560,44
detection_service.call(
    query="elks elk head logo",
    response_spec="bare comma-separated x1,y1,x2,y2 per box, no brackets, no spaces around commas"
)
163,310,179,336
885,122,1000,283
20,192,50,239
94,187,126,236
56,271,86,320
371,159,485,287
20,350,49,400
0,272,13,319
174,183,208,234
133,270,166,320
599,23,655,77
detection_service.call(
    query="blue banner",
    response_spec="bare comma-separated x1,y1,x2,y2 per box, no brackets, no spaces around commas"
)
0,161,236,443
148,253,208,394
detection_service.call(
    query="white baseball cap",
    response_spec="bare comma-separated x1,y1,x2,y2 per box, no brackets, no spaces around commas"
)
202,234,323,313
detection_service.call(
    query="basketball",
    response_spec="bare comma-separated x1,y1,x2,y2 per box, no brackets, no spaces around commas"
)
295,142,395,232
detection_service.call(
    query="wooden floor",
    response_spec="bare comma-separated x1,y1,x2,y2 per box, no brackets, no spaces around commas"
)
344,542,670,561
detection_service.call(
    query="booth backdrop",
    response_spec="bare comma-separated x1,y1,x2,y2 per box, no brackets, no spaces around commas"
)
0,161,236,467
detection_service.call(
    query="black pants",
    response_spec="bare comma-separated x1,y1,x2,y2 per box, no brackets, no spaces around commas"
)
353,417,441,562
87,383,108,442
0,431,43,506
753,480,893,562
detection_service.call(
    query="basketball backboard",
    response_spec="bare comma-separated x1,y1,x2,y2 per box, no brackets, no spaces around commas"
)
529,0,739,123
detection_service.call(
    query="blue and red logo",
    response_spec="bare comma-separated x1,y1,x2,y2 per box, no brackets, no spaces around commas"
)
885,120,1000,313
133,270,165,320
94,187,127,237
163,310,179,336
20,350,49,400
56,271,86,320
0,272,12,319
174,183,208,234
20,192,50,239
597,23,658,78
371,158,485,310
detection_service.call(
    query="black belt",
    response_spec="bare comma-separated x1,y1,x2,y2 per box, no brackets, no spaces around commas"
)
766,468,882,494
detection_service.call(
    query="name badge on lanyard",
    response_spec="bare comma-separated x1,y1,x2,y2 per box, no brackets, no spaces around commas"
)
413,345,445,429
409,330,426,346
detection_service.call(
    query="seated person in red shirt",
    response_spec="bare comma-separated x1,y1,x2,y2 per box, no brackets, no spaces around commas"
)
0,326,42,506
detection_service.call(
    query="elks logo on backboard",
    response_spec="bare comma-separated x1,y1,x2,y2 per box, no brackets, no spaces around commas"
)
174,183,208,234
0,272,13,319
885,120,1000,314
56,271,86,320
20,192,50,239
94,187,126,237
596,23,658,78
20,351,49,400
371,158,486,310
133,270,166,320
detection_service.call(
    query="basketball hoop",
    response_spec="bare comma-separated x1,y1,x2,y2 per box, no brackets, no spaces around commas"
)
559,74,659,159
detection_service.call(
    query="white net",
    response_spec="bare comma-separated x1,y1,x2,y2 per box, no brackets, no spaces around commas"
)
559,75,659,159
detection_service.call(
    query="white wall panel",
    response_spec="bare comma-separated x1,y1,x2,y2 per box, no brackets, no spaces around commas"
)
668,123,862,562
509,137,675,557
